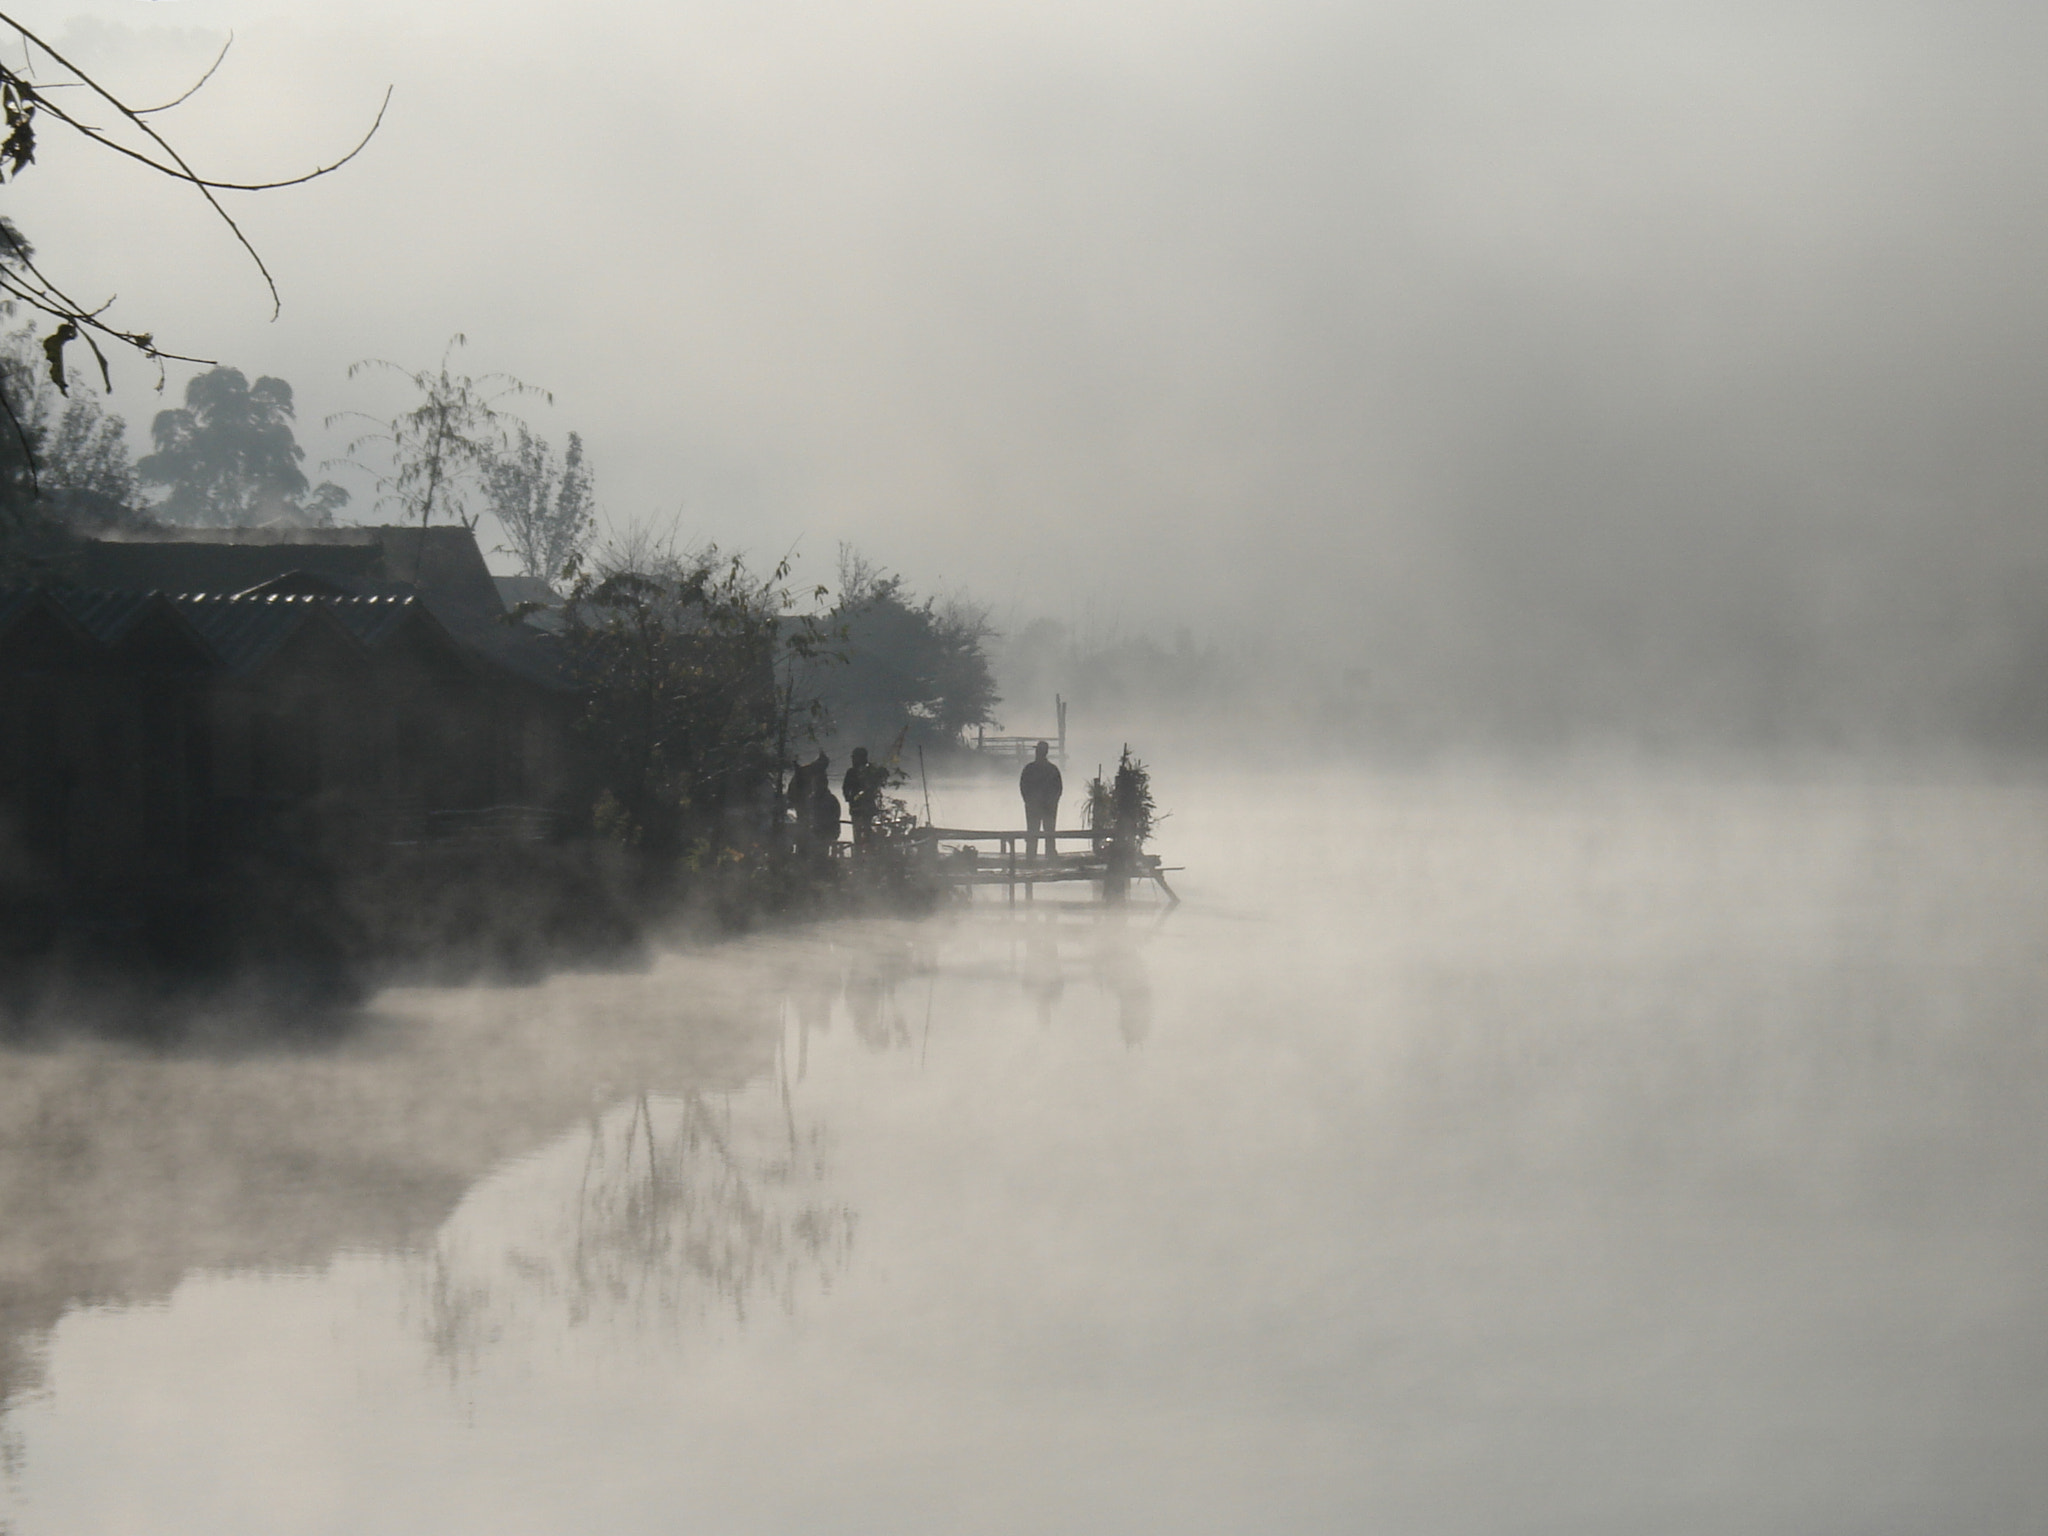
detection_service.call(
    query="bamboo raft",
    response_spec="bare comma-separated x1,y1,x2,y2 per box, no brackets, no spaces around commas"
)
908,826,1181,907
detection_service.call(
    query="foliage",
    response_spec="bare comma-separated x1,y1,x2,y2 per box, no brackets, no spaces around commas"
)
0,326,143,536
484,425,596,583
1084,772,1114,839
330,336,546,535
1086,746,1159,853
137,366,346,527
559,542,832,866
42,383,137,511
0,24,385,474
0,347,39,542
820,546,999,750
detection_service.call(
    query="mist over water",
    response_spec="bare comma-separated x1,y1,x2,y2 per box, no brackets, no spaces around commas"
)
4,766,2045,1533
7,0,2048,1523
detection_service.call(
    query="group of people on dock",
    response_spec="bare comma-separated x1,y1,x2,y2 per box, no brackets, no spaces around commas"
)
787,747,891,858
784,739,1065,860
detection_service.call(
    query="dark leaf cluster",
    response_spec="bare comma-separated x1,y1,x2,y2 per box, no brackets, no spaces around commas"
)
560,549,831,868
1087,746,1160,855
820,546,999,751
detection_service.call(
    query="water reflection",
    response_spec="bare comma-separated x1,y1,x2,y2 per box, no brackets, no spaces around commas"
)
0,910,1156,1428
0,957,788,1419
416,1082,855,1376
12,775,2046,1534
1006,911,1156,1046
779,912,1158,1067
843,931,933,1053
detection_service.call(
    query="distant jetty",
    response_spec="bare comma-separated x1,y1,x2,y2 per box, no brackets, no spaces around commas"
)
909,824,1179,907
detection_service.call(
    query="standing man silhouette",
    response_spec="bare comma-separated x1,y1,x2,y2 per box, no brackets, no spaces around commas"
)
1019,740,1062,861
843,746,883,847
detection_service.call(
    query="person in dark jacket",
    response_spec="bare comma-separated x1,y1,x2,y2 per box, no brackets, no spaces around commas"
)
814,783,842,848
787,756,819,857
1019,741,1062,860
843,746,885,847
792,752,840,856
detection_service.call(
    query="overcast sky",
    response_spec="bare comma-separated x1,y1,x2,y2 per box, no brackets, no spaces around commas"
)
9,0,2048,743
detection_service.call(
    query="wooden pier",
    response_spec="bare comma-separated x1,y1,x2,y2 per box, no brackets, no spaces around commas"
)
909,825,1180,907
973,696,1068,765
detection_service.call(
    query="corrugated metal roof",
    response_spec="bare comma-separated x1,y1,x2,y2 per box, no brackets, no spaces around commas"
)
170,592,429,672
170,592,327,672
321,595,426,649
50,589,163,645
60,528,504,633
0,585,568,691
0,589,194,653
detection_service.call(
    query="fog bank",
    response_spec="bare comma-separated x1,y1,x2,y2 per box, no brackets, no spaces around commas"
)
9,0,2048,747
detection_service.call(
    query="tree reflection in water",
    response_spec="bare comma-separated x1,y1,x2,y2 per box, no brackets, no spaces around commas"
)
407,912,1154,1374
416,1075,854,1376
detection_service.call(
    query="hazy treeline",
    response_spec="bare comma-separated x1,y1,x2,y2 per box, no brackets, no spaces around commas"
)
17,323,2046,785
995,617,1245,726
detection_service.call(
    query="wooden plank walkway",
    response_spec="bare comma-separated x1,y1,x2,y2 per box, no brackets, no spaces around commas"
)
909,826,1180,907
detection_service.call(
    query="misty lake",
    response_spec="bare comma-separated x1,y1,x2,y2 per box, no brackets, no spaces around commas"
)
3,767,2046,1534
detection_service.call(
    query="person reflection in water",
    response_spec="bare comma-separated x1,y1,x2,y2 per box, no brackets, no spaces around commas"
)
1019,740,1062,861
1083,917,1151,1047
1022,913,1065,1027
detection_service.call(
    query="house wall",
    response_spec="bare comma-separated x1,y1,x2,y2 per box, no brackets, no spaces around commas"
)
0,591,588,899
0,645,208,890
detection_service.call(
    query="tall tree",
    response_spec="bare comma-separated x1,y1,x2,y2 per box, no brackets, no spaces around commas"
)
332,336,545,535
484,425,595,584
560,545,829,861
821,547,999,749
137,366,347,527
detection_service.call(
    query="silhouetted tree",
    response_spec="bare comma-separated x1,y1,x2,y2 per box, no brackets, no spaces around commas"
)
1086,746,1159,900
822,546,998,748
138,366,346,526
484,425,595,583
561,544,830,864
331,336,545,536
40,388,135,510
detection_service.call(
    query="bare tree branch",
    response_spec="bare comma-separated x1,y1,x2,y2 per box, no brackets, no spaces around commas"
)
32,84,393,193
0,17,381,514
0,10,389,321
132,34,233,115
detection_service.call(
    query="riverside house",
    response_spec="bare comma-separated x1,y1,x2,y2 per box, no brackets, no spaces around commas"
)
0,526,581,899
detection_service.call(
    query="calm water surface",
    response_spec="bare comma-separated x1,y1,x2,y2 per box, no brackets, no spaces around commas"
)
3,769,2046,1534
